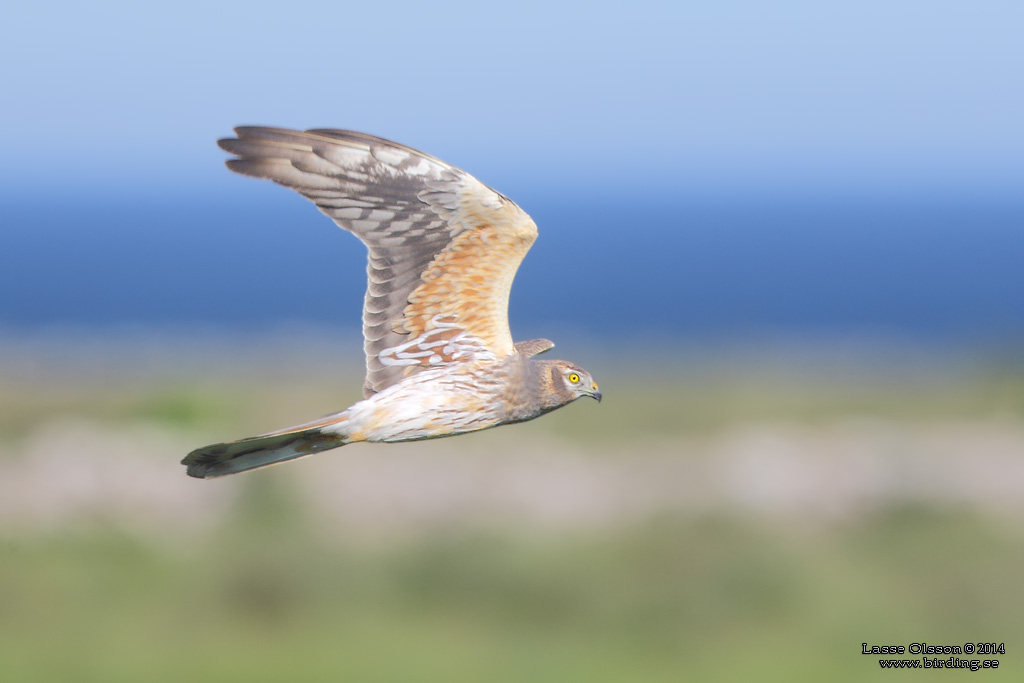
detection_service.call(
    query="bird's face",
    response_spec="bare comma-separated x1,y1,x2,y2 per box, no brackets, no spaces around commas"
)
557,362,602,403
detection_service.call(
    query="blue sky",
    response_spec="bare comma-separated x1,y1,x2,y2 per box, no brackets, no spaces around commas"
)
2,2,1021,339
2,0,1021,199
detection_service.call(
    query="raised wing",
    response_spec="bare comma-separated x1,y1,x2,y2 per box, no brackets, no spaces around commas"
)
218,127,538,397
514,338,555,357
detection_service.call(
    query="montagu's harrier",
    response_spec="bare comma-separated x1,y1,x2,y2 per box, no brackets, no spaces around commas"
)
183,127,600,478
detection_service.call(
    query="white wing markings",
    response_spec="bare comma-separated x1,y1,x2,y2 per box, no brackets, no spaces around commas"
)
379,315,497,367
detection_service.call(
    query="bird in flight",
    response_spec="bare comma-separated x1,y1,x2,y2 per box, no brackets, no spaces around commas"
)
182,128,601,478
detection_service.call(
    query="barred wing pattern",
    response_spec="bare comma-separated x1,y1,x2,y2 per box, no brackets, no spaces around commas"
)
218,127,539,398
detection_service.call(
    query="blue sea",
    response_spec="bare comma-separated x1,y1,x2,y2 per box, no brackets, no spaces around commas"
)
3,188,1022,345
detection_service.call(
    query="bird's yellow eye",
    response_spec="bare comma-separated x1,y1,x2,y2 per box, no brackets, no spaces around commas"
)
569,373,580,384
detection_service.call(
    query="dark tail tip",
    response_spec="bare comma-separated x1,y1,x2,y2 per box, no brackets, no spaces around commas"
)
181,441,259,479
182,429,345,479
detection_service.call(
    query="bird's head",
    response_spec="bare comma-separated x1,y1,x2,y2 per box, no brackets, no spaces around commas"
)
546,360,601,404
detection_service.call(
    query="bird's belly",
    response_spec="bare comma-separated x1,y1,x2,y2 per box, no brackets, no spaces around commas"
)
343,379,503,443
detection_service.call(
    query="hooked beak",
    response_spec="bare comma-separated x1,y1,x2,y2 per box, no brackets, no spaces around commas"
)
589,382,602,403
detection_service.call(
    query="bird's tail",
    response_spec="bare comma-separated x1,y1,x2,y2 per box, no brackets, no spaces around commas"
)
182,413,351,479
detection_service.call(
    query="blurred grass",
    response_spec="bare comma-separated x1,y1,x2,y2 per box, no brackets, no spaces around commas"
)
2,343,1022,444
1,498,1020,681
0,339,1020,680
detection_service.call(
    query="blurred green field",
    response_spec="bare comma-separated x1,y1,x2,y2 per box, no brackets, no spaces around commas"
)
2,503,1020,681
0,337,1020,681
3,336,1022,441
